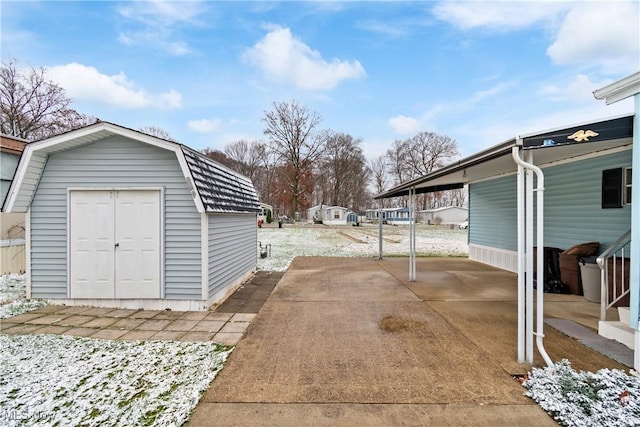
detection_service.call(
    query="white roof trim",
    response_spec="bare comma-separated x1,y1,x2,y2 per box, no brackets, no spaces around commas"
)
3,122,206,213
593,71,640,105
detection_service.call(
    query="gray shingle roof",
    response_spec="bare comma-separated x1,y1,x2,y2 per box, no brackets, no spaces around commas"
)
181,146,260,213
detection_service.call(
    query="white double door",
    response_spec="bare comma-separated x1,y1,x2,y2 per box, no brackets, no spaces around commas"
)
69,190,161,299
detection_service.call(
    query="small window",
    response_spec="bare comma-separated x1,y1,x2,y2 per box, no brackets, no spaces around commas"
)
602,168,622,208
334,211,340,219
624,167,632,204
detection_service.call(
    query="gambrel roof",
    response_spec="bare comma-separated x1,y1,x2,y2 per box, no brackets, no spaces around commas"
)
2,121,260,214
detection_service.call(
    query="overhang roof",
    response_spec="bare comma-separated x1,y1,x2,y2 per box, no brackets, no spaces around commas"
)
2,121,259,214
375,114,634,199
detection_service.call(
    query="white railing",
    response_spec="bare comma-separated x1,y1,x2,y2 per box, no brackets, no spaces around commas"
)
597,230,631,321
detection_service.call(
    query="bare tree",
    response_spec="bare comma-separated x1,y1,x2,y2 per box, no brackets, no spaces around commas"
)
406,132,459,177
139,125,176,141
386,139,411,185
368,155,388,195
224,140,267,184
262,100,327,217
318,132,369,210
1,59,93,140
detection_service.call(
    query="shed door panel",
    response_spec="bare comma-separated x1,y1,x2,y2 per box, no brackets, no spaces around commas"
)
115,190,161,299
69,191,115,298
69,190,161,299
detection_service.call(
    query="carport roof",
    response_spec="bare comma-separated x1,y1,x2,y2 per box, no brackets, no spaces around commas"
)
375,114,634,199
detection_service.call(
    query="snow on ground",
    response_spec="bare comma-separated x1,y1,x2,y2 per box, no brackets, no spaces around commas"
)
523,360,640,426
0,273,47,319
0,334,232,426
257,223,469,271
2,224,638,425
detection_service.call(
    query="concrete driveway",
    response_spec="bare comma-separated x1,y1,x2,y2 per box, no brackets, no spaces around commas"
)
188,257,626,426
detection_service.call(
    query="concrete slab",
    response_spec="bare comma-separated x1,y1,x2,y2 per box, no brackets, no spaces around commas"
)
129,310,163,319
271,270,420,302
219,322,249,334
1,313,44,324
164,320,199,331
180,311,209,321
151,330,185,340
81,317,118,328
105,309,140,318
187,403,557,427
1,323,46,334
153,311,187,320
90,329,129,339
230,313,256,322
119,330,157,341
110,318,147,330
136,319,172,331
212,332,243,346
180,332,215,342
205,312,233,322
29,305,67,314
54,315,96,327
26,314,69,325
191,321,225,333
81,307,118,317
56,306,92,315
33,325,72,334
63,327,99,337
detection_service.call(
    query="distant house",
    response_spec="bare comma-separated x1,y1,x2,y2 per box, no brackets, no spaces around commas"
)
2,122,260,310
307,204,348,225
365,207,411,225
419,206,468,225
257,202,273,223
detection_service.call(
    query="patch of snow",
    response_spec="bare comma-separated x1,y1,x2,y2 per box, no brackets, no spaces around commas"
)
523,359,640,426
0,274,47,319
257,224,468,271
0,334,232,426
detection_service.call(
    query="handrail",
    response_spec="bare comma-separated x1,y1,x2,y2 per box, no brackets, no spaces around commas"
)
597,229,632,321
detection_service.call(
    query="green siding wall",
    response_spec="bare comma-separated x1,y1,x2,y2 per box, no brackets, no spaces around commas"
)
469,149,632,254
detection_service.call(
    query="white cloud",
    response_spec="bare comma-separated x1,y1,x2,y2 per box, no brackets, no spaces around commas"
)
388,115,421,135
116,0,207,56
547,2,640,73
538,74,611,103
47,63,182,109
242,25,366,91
432,1,568,31
187,118,224,133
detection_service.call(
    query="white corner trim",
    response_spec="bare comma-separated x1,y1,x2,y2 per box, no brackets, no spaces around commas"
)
25,208,31,299
201,213,209,301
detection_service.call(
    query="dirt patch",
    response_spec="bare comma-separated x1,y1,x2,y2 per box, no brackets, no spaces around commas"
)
379,315,426,334
336,231,367,243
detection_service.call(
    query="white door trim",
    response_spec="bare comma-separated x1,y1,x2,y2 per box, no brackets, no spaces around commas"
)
67,187,165,299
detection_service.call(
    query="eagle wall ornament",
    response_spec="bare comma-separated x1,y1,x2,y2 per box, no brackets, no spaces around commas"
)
567,129,599,142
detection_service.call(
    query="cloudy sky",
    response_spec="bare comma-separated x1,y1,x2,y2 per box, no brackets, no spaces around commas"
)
2,1,638,158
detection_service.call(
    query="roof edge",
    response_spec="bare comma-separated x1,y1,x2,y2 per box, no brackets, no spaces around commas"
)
593,72,640,105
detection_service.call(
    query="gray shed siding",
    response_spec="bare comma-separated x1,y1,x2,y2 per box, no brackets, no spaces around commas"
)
208,213,256,298
29,136,202,299
469,149,632,253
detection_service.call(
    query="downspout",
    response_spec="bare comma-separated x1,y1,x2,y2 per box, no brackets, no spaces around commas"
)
378,199,383,260
515,151,527,362
512,145,554,367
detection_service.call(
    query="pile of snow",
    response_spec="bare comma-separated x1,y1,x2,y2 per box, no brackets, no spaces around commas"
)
0,334,232,426
257,224,468,271
0,273,46,319
523,359,640,426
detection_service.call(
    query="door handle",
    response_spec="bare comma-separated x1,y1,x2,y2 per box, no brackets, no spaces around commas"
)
115,242,120,248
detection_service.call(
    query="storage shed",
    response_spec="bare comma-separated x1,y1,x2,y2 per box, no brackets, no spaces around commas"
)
2,122,260,311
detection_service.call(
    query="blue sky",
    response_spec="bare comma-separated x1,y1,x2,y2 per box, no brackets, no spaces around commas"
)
2,1,639,158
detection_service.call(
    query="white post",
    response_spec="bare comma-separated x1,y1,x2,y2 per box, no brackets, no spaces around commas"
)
514,147,525,362
525,151,535,364
409,187,416,281
378,200,383,260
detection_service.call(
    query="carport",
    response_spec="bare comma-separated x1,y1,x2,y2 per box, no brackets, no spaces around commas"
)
374,114,634,366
